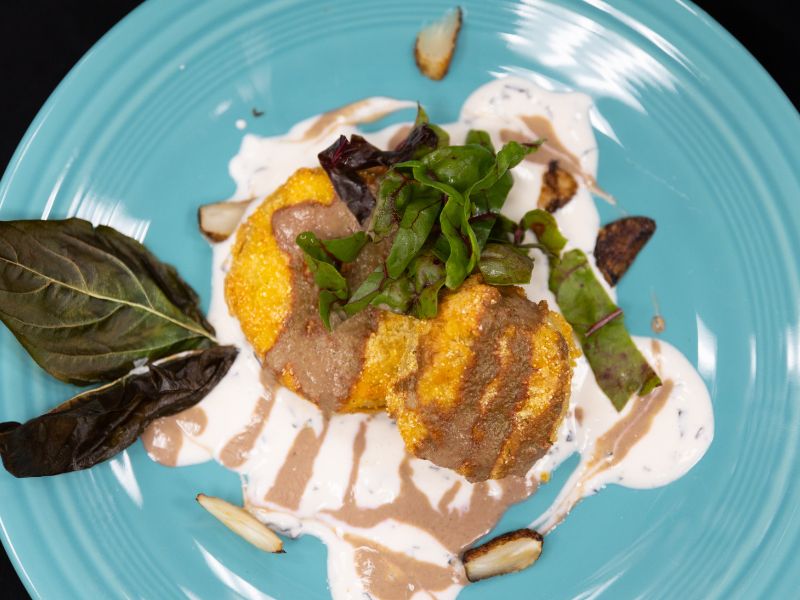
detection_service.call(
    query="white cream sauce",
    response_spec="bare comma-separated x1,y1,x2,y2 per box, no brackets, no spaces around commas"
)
144,78,714,599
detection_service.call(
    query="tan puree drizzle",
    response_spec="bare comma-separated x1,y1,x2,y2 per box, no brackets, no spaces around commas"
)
501,115,613,203
256,416,532,596
141,417,183,467
220,396,274,469
142,407,208,466
301,98,413,141
348,534,457,597
538,380,674,533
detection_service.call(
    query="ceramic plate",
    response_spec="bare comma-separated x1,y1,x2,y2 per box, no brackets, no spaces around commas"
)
1,0,799,598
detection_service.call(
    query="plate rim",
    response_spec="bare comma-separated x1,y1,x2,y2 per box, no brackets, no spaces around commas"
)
1,1,799,598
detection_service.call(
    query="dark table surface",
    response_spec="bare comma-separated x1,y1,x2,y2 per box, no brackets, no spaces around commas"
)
0,1,796,598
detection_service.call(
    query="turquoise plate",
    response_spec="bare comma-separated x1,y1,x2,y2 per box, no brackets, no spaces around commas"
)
1,1,799,598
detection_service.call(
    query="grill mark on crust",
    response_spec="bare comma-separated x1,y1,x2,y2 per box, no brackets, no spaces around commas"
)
410,288,496,476
459,323,514,479
495,313,572,477
403,284,563,481
476,325,536,480
461,290,547,480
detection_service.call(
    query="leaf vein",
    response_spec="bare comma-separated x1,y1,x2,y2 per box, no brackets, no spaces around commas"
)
0,254,214,342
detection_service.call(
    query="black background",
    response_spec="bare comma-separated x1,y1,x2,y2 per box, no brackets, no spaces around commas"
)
0,1,796,598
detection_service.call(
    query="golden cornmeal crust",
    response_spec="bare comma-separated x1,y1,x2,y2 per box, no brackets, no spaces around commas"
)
225,168,579,480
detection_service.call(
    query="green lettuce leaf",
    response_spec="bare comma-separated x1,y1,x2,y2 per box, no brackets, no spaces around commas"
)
520,209,567,255
549,249,661,410
478,243,534,286
385,190,442,278
296,231,366,329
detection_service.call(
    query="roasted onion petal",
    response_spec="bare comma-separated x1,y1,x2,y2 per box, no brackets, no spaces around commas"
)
198,199,253,242
414,7,463,81
197,494,284,553
463,529,543,582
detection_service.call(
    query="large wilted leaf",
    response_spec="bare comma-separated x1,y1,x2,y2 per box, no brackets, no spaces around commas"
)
0,219,216,385
0,345,237,477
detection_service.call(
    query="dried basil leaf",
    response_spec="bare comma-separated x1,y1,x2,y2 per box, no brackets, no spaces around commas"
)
0,219,216,385
0,345,238,477
478,243,534,286
594,216,656,286
549,249,661,410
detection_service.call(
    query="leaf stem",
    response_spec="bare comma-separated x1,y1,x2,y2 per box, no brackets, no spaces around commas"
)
585,307,623,337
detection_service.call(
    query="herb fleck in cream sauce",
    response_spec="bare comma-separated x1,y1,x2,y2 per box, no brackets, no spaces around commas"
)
143,78,714,600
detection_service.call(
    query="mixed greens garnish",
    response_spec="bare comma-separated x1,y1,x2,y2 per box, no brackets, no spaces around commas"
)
301,107,660,410
305,106,542,326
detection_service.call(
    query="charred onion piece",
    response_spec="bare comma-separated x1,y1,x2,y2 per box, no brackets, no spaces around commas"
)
462,529,543,582
414,7,462,81
198,199,253,242
196,494,284,553
538,160,578,213
594,216,656,286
